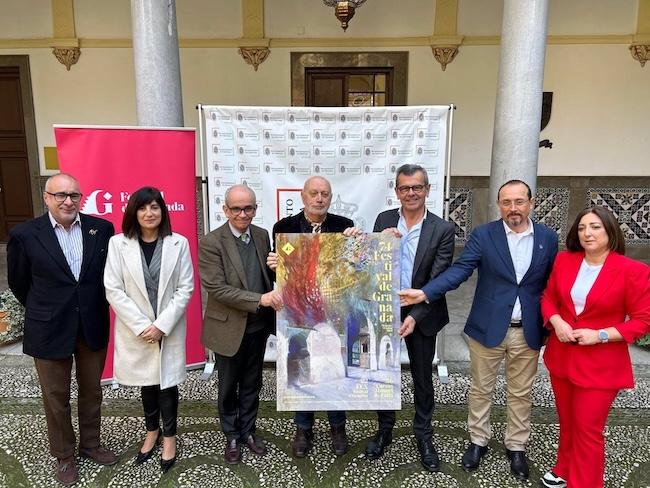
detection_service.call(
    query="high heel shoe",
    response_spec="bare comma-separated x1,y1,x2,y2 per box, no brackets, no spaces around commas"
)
160,436,177,474
134,429,162,465
160,455,176,473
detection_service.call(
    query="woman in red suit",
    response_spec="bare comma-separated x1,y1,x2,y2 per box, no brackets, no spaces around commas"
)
540,206,650,488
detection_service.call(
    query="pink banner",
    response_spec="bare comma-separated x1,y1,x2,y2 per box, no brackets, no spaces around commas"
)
54,126,203,380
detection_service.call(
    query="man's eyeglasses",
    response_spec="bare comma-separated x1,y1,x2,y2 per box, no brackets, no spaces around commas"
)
396,184,428,195
498,199,530,208
227,205,257,216
46,191,83,203
306,191,331,199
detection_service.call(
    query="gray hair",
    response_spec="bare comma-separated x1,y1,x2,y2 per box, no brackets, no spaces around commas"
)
224,184,256,205
44,173,79,192
395,164,429,187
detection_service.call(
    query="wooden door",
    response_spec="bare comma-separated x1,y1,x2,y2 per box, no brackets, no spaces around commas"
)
0,67,33,240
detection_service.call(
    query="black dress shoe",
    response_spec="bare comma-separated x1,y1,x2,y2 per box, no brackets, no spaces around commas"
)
365,429,392,460
135,429,162,465
330,425,349,456
224,438,241,464
416,438,440,472
291,428,314,458
461,442,488,471
506,449,529,480
244,433,267,456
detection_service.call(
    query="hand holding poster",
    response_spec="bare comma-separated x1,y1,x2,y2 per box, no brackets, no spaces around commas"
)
275,232,401,411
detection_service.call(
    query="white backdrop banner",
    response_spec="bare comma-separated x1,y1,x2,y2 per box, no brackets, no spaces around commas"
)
201,105,450,233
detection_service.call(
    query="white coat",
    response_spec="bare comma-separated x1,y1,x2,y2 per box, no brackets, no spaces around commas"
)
104,232,194,389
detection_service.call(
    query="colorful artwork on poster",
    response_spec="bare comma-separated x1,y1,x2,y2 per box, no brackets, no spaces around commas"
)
275,232,401,411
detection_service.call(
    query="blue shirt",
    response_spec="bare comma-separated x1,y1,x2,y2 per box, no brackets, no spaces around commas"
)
397,208,425,289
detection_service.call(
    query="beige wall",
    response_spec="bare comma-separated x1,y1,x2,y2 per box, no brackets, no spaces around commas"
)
459,0,636,36
0,0,648,177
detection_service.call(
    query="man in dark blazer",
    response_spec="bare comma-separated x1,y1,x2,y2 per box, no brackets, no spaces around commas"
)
199,184,283,465
400,179,559,480
7,173,116,485
364,164,455,472
270,176,356,458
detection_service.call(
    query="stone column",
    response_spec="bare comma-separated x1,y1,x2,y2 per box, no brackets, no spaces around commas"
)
488,0,549,218
131,0,183,126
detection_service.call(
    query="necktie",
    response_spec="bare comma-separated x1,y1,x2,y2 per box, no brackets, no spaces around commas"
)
239,233,250,244
311,222,322,234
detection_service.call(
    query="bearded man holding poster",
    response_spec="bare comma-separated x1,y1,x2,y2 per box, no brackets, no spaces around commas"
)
268,176,359,458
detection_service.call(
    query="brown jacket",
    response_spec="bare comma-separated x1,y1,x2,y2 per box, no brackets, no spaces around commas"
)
199,222,274,357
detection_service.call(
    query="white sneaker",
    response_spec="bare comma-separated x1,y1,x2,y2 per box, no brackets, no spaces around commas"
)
541,471,567,488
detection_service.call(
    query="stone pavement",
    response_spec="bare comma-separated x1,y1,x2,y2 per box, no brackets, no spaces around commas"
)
1,243,649,486
0,353,649,488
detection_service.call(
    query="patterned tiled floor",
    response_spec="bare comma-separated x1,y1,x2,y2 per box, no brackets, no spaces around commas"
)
0,365,648,488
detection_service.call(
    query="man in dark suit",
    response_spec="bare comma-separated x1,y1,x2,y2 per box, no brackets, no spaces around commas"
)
364,164,455,472
269,176,356,458
399,179,558,480
199,184,283,465
7,173,117,485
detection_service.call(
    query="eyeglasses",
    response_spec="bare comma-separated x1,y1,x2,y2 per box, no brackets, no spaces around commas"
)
227,205,257,216
305,190,331,199
498,199,530,208
46,191,83,203
396,184,427,195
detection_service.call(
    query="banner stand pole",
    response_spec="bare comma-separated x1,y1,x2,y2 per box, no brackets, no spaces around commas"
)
196,104,217,381
433,103,456,384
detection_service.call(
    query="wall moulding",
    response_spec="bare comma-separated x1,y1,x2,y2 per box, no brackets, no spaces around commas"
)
431,45,458,71
0,34,638,51
429,35,463,71
238,47,270,71
52,46,80,70
629,34,650,66
630,44,650,66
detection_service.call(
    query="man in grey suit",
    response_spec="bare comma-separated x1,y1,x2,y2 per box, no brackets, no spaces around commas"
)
199,184,283,465
365,164,455,472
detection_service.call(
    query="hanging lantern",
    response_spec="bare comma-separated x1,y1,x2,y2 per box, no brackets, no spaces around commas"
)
323,0,368,31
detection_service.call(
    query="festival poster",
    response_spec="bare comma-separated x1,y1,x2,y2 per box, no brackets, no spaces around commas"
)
275,232,401,411
54,125,203,381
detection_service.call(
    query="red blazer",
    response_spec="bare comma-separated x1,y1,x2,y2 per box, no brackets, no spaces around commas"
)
541,251,650,390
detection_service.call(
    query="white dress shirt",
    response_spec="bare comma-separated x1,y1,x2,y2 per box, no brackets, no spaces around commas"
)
503,219,534,322
49,212,83,280
570,259,603,315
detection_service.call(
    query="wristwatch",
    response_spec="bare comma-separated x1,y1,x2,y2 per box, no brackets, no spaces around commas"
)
598,329,609,343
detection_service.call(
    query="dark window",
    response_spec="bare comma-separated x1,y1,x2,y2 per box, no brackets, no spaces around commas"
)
305,67,393,107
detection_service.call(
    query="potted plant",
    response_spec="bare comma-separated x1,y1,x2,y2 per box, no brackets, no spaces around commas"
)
0,289,25,345
637,334,650,351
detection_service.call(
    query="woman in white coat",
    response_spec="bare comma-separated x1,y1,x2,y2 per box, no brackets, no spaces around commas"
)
104,186,194,473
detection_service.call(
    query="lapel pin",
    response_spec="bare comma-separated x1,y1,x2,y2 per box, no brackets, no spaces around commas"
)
89,229,98,235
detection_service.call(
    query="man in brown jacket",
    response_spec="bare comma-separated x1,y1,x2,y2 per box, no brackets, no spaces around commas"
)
199,184,282,465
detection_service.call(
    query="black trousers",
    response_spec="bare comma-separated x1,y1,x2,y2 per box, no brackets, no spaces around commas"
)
141,385,179,437
376,327,437,440
216,328,268,441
